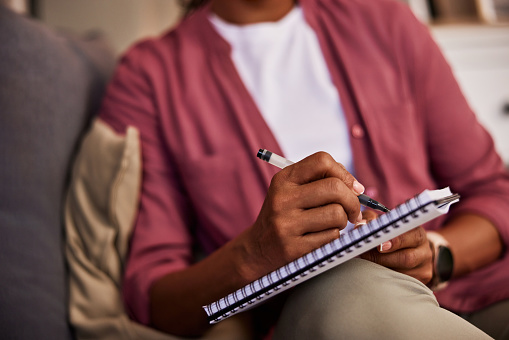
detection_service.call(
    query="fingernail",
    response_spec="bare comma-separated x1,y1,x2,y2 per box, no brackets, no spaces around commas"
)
356,211,363,223
353,181,365,195
379,241,392,252
355,220,367,228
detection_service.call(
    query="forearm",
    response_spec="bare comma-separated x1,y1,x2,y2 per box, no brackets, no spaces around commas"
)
437,213,503,278
149,232,255,337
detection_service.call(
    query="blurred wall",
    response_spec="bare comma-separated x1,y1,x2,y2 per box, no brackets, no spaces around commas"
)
3,0,28,13
37,0,183,55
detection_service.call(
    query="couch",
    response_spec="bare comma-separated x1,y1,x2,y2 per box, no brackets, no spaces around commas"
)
0,4,113,338
0,5,114,339
0,6,251,339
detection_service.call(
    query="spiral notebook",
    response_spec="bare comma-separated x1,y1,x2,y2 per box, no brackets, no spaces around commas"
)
203,187,459,324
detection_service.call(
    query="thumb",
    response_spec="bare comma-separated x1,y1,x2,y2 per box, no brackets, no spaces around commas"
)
362,210,379,222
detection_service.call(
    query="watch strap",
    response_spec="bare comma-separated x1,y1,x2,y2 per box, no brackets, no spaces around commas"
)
427,231,454,291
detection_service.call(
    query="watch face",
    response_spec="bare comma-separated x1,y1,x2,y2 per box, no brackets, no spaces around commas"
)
436,246,454,282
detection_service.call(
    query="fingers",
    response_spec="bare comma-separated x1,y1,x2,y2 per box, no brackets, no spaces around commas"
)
367,242,432,269
361,248,432,284
297,204,350,233
272,152,362,224
296,178,361,224
355,210,378,229
282,228,342,265
284,152,361,194
296,178,354,209
378,227,427,254
265,179,361,227
300,228,341,252
267,200,357,236
261,204,349,238
360,227,433,284
362,210,379,222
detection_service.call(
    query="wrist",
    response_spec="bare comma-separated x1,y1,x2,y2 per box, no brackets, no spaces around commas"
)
231,227,264,284
427,231,454,291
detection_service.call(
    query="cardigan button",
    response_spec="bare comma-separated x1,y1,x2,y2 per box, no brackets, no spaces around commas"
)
351,124,365,138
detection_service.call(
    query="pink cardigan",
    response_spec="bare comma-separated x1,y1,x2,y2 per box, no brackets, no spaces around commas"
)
99,0,509,326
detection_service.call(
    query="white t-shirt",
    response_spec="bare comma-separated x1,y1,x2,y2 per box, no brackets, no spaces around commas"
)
209,6,353,173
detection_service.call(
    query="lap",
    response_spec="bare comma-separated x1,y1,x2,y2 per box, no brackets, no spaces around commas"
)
273,258,490,340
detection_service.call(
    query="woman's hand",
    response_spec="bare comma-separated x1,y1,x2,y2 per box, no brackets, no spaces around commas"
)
238,152,364,282
360,225,433,285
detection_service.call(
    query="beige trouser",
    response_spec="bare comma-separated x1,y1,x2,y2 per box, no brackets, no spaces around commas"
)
273,258,491,340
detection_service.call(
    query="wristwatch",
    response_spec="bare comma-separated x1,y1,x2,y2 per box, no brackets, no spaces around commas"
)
427,231,454,291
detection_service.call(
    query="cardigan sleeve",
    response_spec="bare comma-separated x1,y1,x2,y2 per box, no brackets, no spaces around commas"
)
396,5,509,247
386,3,509,312
99,42,195,325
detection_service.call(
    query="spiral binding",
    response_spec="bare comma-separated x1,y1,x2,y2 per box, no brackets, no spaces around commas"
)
203,190,458,323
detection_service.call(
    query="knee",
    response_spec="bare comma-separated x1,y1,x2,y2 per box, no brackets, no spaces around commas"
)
273,258,437,339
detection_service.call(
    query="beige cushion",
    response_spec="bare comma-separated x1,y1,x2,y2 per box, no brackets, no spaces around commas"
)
65,119,252,340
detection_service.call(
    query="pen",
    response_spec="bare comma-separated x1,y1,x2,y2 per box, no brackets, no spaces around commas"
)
257,148,390,213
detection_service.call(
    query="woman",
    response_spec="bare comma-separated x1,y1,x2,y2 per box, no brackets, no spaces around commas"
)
98,0,509,338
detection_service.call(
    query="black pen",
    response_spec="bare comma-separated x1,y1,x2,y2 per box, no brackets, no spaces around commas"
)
257,149,390,213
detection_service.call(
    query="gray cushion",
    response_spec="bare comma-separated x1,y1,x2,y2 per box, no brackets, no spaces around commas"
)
0,5,114,339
